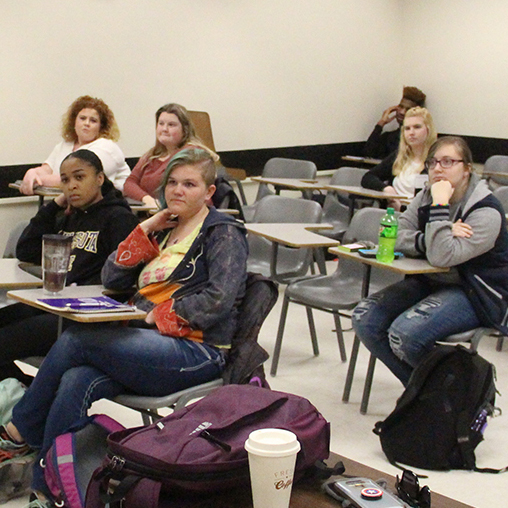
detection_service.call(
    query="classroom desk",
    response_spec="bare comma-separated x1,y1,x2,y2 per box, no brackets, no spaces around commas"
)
481,170,508,178
250,177,327,198
324,184,411,220
158,451,473,508
9,180,61,208
328,247,449,414
342,155,382,166
0,259,43,289
7,285,146,335
246,223,337,278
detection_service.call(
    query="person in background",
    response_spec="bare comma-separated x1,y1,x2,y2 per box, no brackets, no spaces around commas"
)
20,95,131,194
0,148,247,507
364,86,426,159
123,103,217,209
361,107,437,210
0,149,138,385
353,136,508,386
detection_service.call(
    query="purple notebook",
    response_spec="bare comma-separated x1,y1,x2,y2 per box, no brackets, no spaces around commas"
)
36,295,136,313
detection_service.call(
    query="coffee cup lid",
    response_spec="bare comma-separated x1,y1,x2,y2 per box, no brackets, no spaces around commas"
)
245,428,301,457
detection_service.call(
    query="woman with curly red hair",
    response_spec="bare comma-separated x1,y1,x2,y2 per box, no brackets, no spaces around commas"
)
20,95,131,194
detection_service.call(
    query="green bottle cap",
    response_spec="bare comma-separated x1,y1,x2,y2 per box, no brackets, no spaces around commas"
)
387,207,395,214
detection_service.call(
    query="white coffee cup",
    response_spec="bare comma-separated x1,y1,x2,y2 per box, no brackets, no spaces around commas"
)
244,428,301,508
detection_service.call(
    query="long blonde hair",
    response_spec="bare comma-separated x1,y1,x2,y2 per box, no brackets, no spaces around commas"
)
392,107,437,176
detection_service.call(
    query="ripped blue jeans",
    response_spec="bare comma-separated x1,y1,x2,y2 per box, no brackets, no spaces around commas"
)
352,276,480,386
12,323,225,496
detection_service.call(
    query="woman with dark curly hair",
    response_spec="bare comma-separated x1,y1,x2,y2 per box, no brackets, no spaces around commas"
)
20,95,131,194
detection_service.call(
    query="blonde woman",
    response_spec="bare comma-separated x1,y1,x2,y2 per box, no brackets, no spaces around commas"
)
20,95,130,194
362,107,437,210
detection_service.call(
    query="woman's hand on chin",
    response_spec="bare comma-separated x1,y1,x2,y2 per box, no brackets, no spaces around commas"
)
140,209,178,235
431,180,453,205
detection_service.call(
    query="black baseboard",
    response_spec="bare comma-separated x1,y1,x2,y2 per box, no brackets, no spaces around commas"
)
218,142,365,176
1,135,507,197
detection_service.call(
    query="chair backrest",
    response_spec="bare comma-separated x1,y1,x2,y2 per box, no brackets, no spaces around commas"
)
321,169,356,229
492,186,508,213
188,111,216,152
256,158,317,201
247,196,322,281
484,155,508,189
342,207,403,291
222,272,278,384
342,207,385,244
3,220,30,258
330,166,369,207
332,166,369,187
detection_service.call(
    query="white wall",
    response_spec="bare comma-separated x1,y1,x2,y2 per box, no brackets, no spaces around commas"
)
0,0,402,164
1,1,506,167
401,0,508,139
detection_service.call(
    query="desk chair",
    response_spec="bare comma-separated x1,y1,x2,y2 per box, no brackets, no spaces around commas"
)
246,195,323,283
114,273,278,424
242,158,317,222
3,220,30,259
350,327,496,415
271,208,402,376
319,169,360,241
331,167,369,208
484,155,508,191
492,186,508,213
188,111,247,205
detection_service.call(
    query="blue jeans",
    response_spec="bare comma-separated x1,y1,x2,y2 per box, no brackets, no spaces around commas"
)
352,276,480,386
11,323,225,495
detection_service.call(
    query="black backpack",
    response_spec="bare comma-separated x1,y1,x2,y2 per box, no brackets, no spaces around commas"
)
373,345,506,473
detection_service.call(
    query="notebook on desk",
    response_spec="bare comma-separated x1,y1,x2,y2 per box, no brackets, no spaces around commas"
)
36,295,137,313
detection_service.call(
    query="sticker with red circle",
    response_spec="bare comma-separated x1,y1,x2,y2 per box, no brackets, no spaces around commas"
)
361,487,383,500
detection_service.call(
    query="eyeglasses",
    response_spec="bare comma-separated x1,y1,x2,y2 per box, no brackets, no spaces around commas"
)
425,157,464,170
395,469,431,508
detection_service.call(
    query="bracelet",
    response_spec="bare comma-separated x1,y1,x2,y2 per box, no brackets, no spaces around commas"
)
431,203,449,207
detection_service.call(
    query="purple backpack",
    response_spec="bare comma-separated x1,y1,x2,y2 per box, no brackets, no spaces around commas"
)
44,414,125,508
86,385,330,508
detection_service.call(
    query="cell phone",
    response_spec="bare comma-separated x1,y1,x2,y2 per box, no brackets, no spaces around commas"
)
358,249,403,259
323,478,404,508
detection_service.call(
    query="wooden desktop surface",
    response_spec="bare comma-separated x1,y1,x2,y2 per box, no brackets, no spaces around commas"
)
158,452,473,508
7,285,146,323
9,180,61,197
250,176,327,191
324,184,411,201
246,223,337,248
328,247,449,275
342,155,382,166
0,259,43,289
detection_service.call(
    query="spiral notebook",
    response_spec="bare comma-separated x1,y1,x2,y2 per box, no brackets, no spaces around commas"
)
36,296,137,313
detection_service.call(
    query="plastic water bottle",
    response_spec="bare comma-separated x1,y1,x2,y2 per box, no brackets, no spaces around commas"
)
376,207,398,263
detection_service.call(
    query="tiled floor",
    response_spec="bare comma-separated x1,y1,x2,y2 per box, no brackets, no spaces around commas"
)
5,267,508,507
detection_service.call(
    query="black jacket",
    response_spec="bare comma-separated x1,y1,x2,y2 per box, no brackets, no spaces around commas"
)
16,189,139,285
364,124,401,159
361,151,397,191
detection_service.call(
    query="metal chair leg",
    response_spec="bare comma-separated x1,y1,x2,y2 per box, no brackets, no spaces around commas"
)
333,313,347,362
271,294,290,376
343,335,360,403
360,354,377,415
306,307,320,356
